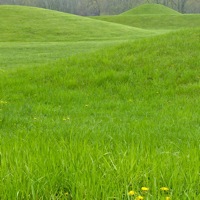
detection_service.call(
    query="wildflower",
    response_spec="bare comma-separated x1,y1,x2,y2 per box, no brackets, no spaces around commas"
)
166,197,170,200
128,190,135,196
136,196,144,200
141,187,149,192
160,187,169,192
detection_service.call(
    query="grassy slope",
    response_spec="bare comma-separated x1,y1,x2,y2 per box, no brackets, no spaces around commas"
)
0,5,158,68
1,28,200,199
120,3,181,15
91,4,200,31
0,5,154,42
92,14,200,30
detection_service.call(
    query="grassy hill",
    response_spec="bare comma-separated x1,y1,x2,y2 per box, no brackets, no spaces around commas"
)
92,14,200,30
1,4,200,200
0,5,155,42
92,4,200,31
0,5,159,68
120,4,181,15
1,28,200,199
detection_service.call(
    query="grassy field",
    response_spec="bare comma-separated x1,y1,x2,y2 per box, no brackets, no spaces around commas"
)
1,4,200,200
91,14,200,31
91,4,200,31
0,5,157,69
120,4,181,15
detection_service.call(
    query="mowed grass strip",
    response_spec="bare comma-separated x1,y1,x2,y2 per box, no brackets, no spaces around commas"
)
0,41,124,69
1,28,200,199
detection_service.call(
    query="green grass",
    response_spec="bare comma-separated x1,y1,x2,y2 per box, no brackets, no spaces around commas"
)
1,27,200,199
120,4,181,15
1,4,200,200
91,14,200,31
0,5,158,69
0,5,155,42
91,4,200,31
0,41,125,68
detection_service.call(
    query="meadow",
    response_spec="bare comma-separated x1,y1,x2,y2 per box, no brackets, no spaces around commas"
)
0,4,200,200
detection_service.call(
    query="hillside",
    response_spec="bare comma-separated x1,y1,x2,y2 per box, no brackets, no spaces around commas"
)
1,28,200,199
120,4,181,15
1,3,200,199
91,14,200,30
0,5,155,42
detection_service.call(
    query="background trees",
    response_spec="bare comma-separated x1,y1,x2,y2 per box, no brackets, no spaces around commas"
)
0,0,199,15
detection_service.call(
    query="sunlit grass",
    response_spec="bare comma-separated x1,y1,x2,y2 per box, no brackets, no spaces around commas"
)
1,27,200,199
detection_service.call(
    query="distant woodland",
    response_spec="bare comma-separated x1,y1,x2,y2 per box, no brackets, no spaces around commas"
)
1,0,200,15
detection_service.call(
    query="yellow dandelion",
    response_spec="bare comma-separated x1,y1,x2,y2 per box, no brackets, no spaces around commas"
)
136,195,144,200
141,187,149,192
128,190,135,196
160,187,169,192
166,197,171,200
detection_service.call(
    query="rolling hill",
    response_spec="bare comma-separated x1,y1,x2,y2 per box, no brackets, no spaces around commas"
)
91,14,200,30
91,4,200,30
0,5,155,42
1,3,200,199
120,3,181,15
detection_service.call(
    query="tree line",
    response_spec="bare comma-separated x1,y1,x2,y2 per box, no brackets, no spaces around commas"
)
1,0,200,15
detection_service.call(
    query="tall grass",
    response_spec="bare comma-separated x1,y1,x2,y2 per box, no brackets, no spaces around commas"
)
1,28,200,199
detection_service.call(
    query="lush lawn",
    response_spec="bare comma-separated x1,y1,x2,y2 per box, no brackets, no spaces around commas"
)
0,41,125,68
0,5,157,69
0,5,155,42
1,4,200,200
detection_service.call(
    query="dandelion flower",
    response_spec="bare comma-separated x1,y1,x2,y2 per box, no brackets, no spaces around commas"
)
128,190,135,196
141,187,149,192
166,197,170,200
136,195,144,200
160,187,169,192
